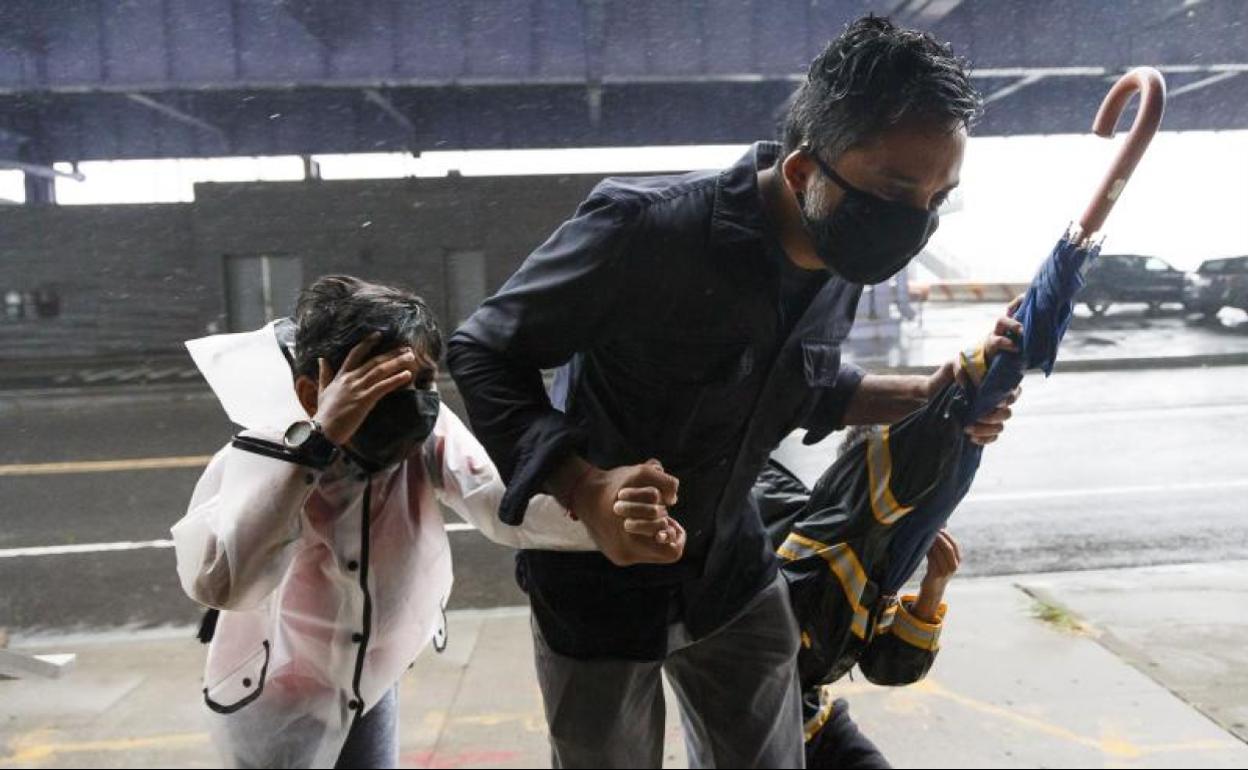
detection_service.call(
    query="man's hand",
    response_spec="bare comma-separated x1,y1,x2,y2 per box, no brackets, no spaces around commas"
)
314,332,416,445
929,295,1026,446
550,456,685,567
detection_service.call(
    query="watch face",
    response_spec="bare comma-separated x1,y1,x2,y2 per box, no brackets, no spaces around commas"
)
284,420,313,448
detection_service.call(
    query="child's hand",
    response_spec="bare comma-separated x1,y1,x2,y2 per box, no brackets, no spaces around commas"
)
315,333,416,446
921,529,961,592
911,529,961,623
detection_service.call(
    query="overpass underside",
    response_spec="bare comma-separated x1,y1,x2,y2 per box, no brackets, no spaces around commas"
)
0,0,1244,190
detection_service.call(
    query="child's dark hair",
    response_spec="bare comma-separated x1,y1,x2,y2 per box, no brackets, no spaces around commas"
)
779,15,981,161
292,275,442,379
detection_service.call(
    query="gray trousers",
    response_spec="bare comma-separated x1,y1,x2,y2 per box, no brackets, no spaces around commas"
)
532,573,805,769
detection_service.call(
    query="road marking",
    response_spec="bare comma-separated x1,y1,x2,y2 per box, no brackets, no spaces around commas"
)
0,455,212,476
3,445,1241,556
0,730,209,766
4,480,1245,558
907,678,1240,758
963,478,1248,504
1013,402,1248,423
0,540,177,559
0,524,480,559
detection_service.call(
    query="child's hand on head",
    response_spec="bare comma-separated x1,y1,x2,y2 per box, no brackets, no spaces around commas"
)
314,333,416,446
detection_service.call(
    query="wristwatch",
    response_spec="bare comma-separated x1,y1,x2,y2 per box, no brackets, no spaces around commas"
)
283,418,339,467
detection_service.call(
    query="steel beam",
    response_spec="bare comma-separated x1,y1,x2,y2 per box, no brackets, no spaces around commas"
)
0,160,85,182
362,88,415,134
983,73,1048,105
896,0,965,26
1168,70,1241,97
125,93,227,140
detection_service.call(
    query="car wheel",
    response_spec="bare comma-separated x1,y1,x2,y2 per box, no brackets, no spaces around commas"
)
1086,300,1110,317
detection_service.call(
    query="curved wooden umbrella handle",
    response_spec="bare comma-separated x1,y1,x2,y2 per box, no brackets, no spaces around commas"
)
1078,66,1166,236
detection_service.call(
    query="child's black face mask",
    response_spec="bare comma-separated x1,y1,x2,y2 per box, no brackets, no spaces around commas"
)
351,387,440,468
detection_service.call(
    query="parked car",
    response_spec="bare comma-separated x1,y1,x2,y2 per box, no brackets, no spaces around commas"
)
1079,254,1186,316
1185,256,1248,316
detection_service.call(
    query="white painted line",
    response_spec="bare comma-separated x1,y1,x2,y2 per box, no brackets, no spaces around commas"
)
0,649,77,679
963,478,1248,504
1013,402,1248,424
0,456,212,476
10,479,1243,559
0,523,484,559
0,539,176,558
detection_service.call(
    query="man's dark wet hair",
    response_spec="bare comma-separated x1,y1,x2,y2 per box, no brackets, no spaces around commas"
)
779,15,981,162
292,275,443,379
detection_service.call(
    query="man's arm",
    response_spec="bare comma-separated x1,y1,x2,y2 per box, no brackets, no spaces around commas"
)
447,189,684,565
840,372,931,426
447,190,637,517
842,306,1026,445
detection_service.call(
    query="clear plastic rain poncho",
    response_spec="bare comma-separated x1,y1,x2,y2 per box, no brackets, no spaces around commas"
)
172,321,593,768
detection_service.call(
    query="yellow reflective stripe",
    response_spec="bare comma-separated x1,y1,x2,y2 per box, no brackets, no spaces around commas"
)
875,603,899,633
776,544,802,562
780,533,872,640
899,594,947,624
866,428,913,525
960,343,989,385
803,688,837,743
890,600,944,651
825,544,869,613
777,532,824,562
850,608,869,639
783,531,829,558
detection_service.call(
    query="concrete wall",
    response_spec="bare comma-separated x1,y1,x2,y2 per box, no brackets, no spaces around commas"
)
0,173,603,360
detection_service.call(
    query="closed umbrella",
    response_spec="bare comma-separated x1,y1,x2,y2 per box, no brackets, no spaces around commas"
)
766,67,1168,690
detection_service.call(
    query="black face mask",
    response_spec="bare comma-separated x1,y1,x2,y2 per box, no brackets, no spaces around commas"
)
797,148,939,285
351,387,440,468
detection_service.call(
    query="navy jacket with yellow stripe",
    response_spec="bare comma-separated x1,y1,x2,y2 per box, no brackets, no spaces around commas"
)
756,381,984,764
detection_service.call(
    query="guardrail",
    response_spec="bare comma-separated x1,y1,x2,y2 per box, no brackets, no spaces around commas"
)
913,282,1030,303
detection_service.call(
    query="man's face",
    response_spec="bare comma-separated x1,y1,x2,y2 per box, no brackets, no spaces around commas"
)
797,121,966,219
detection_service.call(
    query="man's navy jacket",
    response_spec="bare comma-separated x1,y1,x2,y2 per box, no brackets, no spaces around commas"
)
448,142,865,660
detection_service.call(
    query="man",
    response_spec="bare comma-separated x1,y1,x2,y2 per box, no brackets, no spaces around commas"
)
448,16,1019,768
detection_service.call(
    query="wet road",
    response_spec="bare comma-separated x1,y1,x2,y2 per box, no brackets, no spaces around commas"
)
2,366,1246,635
781,365,1248,575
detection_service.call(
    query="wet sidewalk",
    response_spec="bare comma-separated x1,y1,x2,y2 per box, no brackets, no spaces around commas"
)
3,561,1246,769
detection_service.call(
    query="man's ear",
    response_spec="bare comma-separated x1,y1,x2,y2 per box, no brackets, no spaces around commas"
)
781,149,814,200
294,375,319,417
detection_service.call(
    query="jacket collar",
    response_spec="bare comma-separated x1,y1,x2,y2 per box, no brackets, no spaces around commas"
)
710,141,781,247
